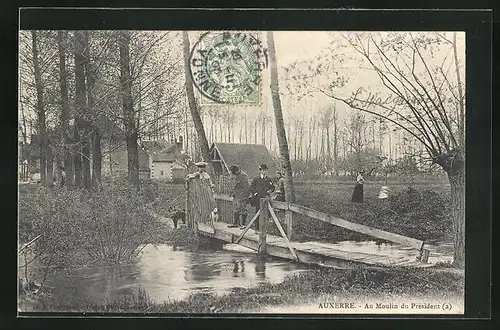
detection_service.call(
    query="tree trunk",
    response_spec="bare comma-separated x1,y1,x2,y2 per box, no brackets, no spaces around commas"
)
46,145,54,187
436,150,465,268
57,31,74,187
182,31,212,174
20,101,27,144
119,30,140,188
333,108,338,175
453,32,465,147
307,117,313,161
73,126,82,187
261,115,266,145
83,31,102,188
267,31,295,203
184,108,189,152
299,123,304,161
320,129,325,163
74,30,91,189
244,111,248,143
269,118,273,152
254,120,257,144
31,30,47,187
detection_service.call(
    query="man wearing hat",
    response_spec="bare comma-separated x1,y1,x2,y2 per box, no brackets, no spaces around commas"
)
249,164,275,231
273,171,285,202
229,165,250,229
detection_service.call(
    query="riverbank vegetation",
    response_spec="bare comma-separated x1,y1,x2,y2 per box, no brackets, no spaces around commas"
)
30,264,463,313
18,177,173,294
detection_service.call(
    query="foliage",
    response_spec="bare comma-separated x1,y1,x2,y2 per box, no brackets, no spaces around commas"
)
18,177,172,290
338,148,384,176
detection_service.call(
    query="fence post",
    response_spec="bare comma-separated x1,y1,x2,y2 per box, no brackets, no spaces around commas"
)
258,197,269,256
285,208,293,241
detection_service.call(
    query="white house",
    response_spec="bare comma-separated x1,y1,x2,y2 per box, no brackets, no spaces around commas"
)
141,139,186,182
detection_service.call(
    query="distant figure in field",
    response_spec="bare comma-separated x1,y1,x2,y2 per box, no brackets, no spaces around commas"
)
378,185,391,200
249,164,275,232
229,165,250,229
273,171,285,202
351,171,364,203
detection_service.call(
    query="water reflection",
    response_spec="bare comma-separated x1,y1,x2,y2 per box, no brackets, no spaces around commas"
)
38,239,453,310
255,262,266,280
184,252,222,282
232,260,245,277
43,244,308,307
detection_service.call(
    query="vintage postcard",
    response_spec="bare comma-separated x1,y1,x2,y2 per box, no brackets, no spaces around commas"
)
18,17,468,315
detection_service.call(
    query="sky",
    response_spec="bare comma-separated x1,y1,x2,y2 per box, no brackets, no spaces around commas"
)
19,30,466,159
185,30,465,157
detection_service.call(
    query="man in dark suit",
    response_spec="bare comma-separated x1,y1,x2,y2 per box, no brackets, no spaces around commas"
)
249,164,275,231
229,165,250,229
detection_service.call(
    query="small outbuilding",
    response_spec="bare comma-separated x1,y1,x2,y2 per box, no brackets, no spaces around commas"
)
209,142,279,179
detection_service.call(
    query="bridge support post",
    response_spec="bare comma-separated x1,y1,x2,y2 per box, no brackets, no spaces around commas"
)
285,209,293,240
258,197,269,256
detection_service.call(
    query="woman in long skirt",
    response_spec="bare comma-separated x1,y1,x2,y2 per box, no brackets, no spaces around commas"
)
351,171,364,203
186,161,216,229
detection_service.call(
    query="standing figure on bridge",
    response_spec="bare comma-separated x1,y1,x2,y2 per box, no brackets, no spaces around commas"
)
229,165,250,229
249,164,275,232
351,170,364,203
273,171,286,202
186,161,216,230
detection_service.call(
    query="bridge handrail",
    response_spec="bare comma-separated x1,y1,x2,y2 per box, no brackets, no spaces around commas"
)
213,193,429,260
270,200,425,251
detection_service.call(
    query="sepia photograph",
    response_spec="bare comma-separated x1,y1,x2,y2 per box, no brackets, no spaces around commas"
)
18,25,468,314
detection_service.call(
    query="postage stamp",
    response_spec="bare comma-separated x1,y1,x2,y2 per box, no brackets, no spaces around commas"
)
189,31,266,105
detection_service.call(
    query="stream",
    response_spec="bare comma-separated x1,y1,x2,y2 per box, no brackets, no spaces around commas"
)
18,238,453,312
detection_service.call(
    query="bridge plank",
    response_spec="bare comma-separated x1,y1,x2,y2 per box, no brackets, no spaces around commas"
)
198,221,430,269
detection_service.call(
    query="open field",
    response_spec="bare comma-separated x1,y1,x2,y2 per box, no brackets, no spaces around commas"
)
216,179,453,244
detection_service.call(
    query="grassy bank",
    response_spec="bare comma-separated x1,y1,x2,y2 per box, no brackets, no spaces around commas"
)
264,182,453,244
30,264,463,313
150,181,453,244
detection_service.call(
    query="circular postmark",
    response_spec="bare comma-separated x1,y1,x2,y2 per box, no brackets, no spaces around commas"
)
189,31,267,105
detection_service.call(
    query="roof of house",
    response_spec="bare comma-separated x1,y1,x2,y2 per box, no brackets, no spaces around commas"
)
141,140,176,153
210,142,279,179
141,140,177,162
152,152,176,162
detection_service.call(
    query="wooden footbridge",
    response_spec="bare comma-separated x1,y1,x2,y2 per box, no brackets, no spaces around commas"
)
186,178,431,270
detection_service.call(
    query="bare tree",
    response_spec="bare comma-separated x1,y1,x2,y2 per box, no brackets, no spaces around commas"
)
288,32,465,267
182,31,212,172
30,30,48,187
267,31,295,203
56,31,74,187
118,31,139,187
82,31,103,188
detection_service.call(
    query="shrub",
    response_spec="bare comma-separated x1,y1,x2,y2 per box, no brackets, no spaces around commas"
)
18,177,170,290
81,178,161,264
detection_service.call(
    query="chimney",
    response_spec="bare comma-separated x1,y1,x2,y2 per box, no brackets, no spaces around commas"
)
176,136,183,154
